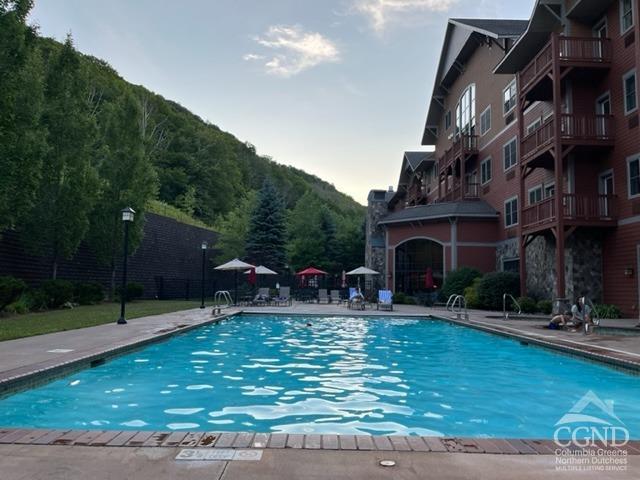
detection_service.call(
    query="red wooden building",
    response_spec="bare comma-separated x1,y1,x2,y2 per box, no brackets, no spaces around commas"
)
366,1,640,316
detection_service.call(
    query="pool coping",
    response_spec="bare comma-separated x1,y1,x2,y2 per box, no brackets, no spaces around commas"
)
0,428,639,455
2,308,640,455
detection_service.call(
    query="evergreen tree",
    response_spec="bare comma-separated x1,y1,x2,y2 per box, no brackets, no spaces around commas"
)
213,192,256,263
88,89,158,295
245,179,287,271
0,0,46,231
319,206,339,272
287,192,326,270
22,36,98,278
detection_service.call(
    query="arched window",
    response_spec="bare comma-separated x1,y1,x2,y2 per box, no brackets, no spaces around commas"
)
394,238,444,295
455,84,476,137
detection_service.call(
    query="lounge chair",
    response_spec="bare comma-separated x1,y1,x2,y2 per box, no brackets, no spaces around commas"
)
348,287,365,310
377,290,393,311
274,286,291,306
252,287,271,305
318,289,329,304
330,290,341,304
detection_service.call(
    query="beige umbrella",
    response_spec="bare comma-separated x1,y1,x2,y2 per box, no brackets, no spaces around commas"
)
346,266,380,291
215,258,255,305
243,265,278,289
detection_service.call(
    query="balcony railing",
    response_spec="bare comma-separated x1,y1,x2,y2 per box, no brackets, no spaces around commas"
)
520,34,612,94
521,114,615,161
521,194,617,231
439,134,478,172
437,182,480,203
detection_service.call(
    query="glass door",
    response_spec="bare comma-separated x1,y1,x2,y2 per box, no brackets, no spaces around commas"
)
598,170,614,217
596,93,611,137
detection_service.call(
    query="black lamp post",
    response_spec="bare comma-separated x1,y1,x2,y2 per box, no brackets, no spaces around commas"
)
117,207,135,325
200,241,207,309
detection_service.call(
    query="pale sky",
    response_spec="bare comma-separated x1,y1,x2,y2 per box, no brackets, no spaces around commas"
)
29,0,531,204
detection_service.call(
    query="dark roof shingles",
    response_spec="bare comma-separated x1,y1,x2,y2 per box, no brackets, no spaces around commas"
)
379,201,499,224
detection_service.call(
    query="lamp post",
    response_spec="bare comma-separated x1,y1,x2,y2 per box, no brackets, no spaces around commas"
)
200,241,208,309
117,207,135,325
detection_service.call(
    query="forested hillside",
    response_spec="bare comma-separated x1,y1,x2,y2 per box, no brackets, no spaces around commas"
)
0,1,364,284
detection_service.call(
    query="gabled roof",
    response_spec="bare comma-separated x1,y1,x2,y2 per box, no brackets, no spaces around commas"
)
397,151,436,188
379,201,499,225
422,18,527,145
494,0,563,74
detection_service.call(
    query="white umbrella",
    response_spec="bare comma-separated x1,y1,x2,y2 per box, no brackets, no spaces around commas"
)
243,265,278,275
215,258,255,305
346,266,380,291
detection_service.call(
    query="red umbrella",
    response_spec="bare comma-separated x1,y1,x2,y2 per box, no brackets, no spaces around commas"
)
425,267,434,290
296,267,328,276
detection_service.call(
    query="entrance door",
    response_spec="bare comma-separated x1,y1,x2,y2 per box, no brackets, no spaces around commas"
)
596,93,611,137
599,170,614,217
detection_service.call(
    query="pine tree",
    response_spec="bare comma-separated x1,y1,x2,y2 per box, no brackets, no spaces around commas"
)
245,179,286,271
319,206,339,272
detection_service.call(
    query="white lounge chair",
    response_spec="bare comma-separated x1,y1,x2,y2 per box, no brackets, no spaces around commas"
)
377,290,393,311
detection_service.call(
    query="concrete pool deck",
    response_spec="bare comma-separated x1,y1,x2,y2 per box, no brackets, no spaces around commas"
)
1,302,640,478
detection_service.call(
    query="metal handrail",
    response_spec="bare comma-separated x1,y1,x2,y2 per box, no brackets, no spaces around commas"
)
447,294,468,320
503,293,521,320
213,290,233,315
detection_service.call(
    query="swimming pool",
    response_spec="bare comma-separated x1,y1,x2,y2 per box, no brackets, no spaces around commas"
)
0,314,638,438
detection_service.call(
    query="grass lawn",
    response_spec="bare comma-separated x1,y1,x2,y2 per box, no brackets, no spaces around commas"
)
0,300,200,341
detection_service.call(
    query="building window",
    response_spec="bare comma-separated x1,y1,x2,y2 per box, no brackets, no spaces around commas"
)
455,84,476,137
526,118,542,134
479,105,491,136
623,70,637,115
502,258,520,273
480,157,492,185
628,156,640,197
445,110,451,130
503,137,517,171
503,80,516,115
620,0,634,34
504,196,518,228
544,183,555,198
529,185,543,205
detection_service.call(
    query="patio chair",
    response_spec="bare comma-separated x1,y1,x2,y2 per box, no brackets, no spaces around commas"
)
318,289,329,304
377,290,393,311
252,287,271,306
274,286,291,306
330,290,341,304
348,287,365,310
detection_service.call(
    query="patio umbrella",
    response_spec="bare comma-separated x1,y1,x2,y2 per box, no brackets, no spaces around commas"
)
243,265,277,289
341,270,347,288
296,267,327,288
346,266,379,291
215,258,255,305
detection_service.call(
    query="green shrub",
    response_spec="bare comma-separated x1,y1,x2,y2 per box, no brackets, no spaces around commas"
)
441,267,482,301
0,276,27,311
4,293,31,314
117,282,144,301
404,296,417,305
40,279,74,308
477,271,520,310
74,282,104,305
517,296,537,314
593,303,621,319
463,277,482,309
536,299,553,315
393,292,408,304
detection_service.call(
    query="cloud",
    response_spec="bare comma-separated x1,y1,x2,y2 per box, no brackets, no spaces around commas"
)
244,25,340,77
352,0,458,31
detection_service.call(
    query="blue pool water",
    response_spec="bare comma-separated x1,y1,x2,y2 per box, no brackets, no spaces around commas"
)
0,315,638,438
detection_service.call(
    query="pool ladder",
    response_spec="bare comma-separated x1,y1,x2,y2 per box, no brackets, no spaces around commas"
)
446,294,468,321
212,290,233,316
503,294,521,320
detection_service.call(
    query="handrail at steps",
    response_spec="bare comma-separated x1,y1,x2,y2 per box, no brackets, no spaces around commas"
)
447,294,468,321
213,290,233,315
503,293,522,320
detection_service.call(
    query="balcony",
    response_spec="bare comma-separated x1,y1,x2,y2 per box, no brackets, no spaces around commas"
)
521,114,615,164
438,182,480,203
439,134,478,173
521,194,617,234
520,34,612,98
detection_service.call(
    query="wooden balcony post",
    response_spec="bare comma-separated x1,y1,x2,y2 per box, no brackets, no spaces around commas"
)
551,33,566,300
516,71,527,297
